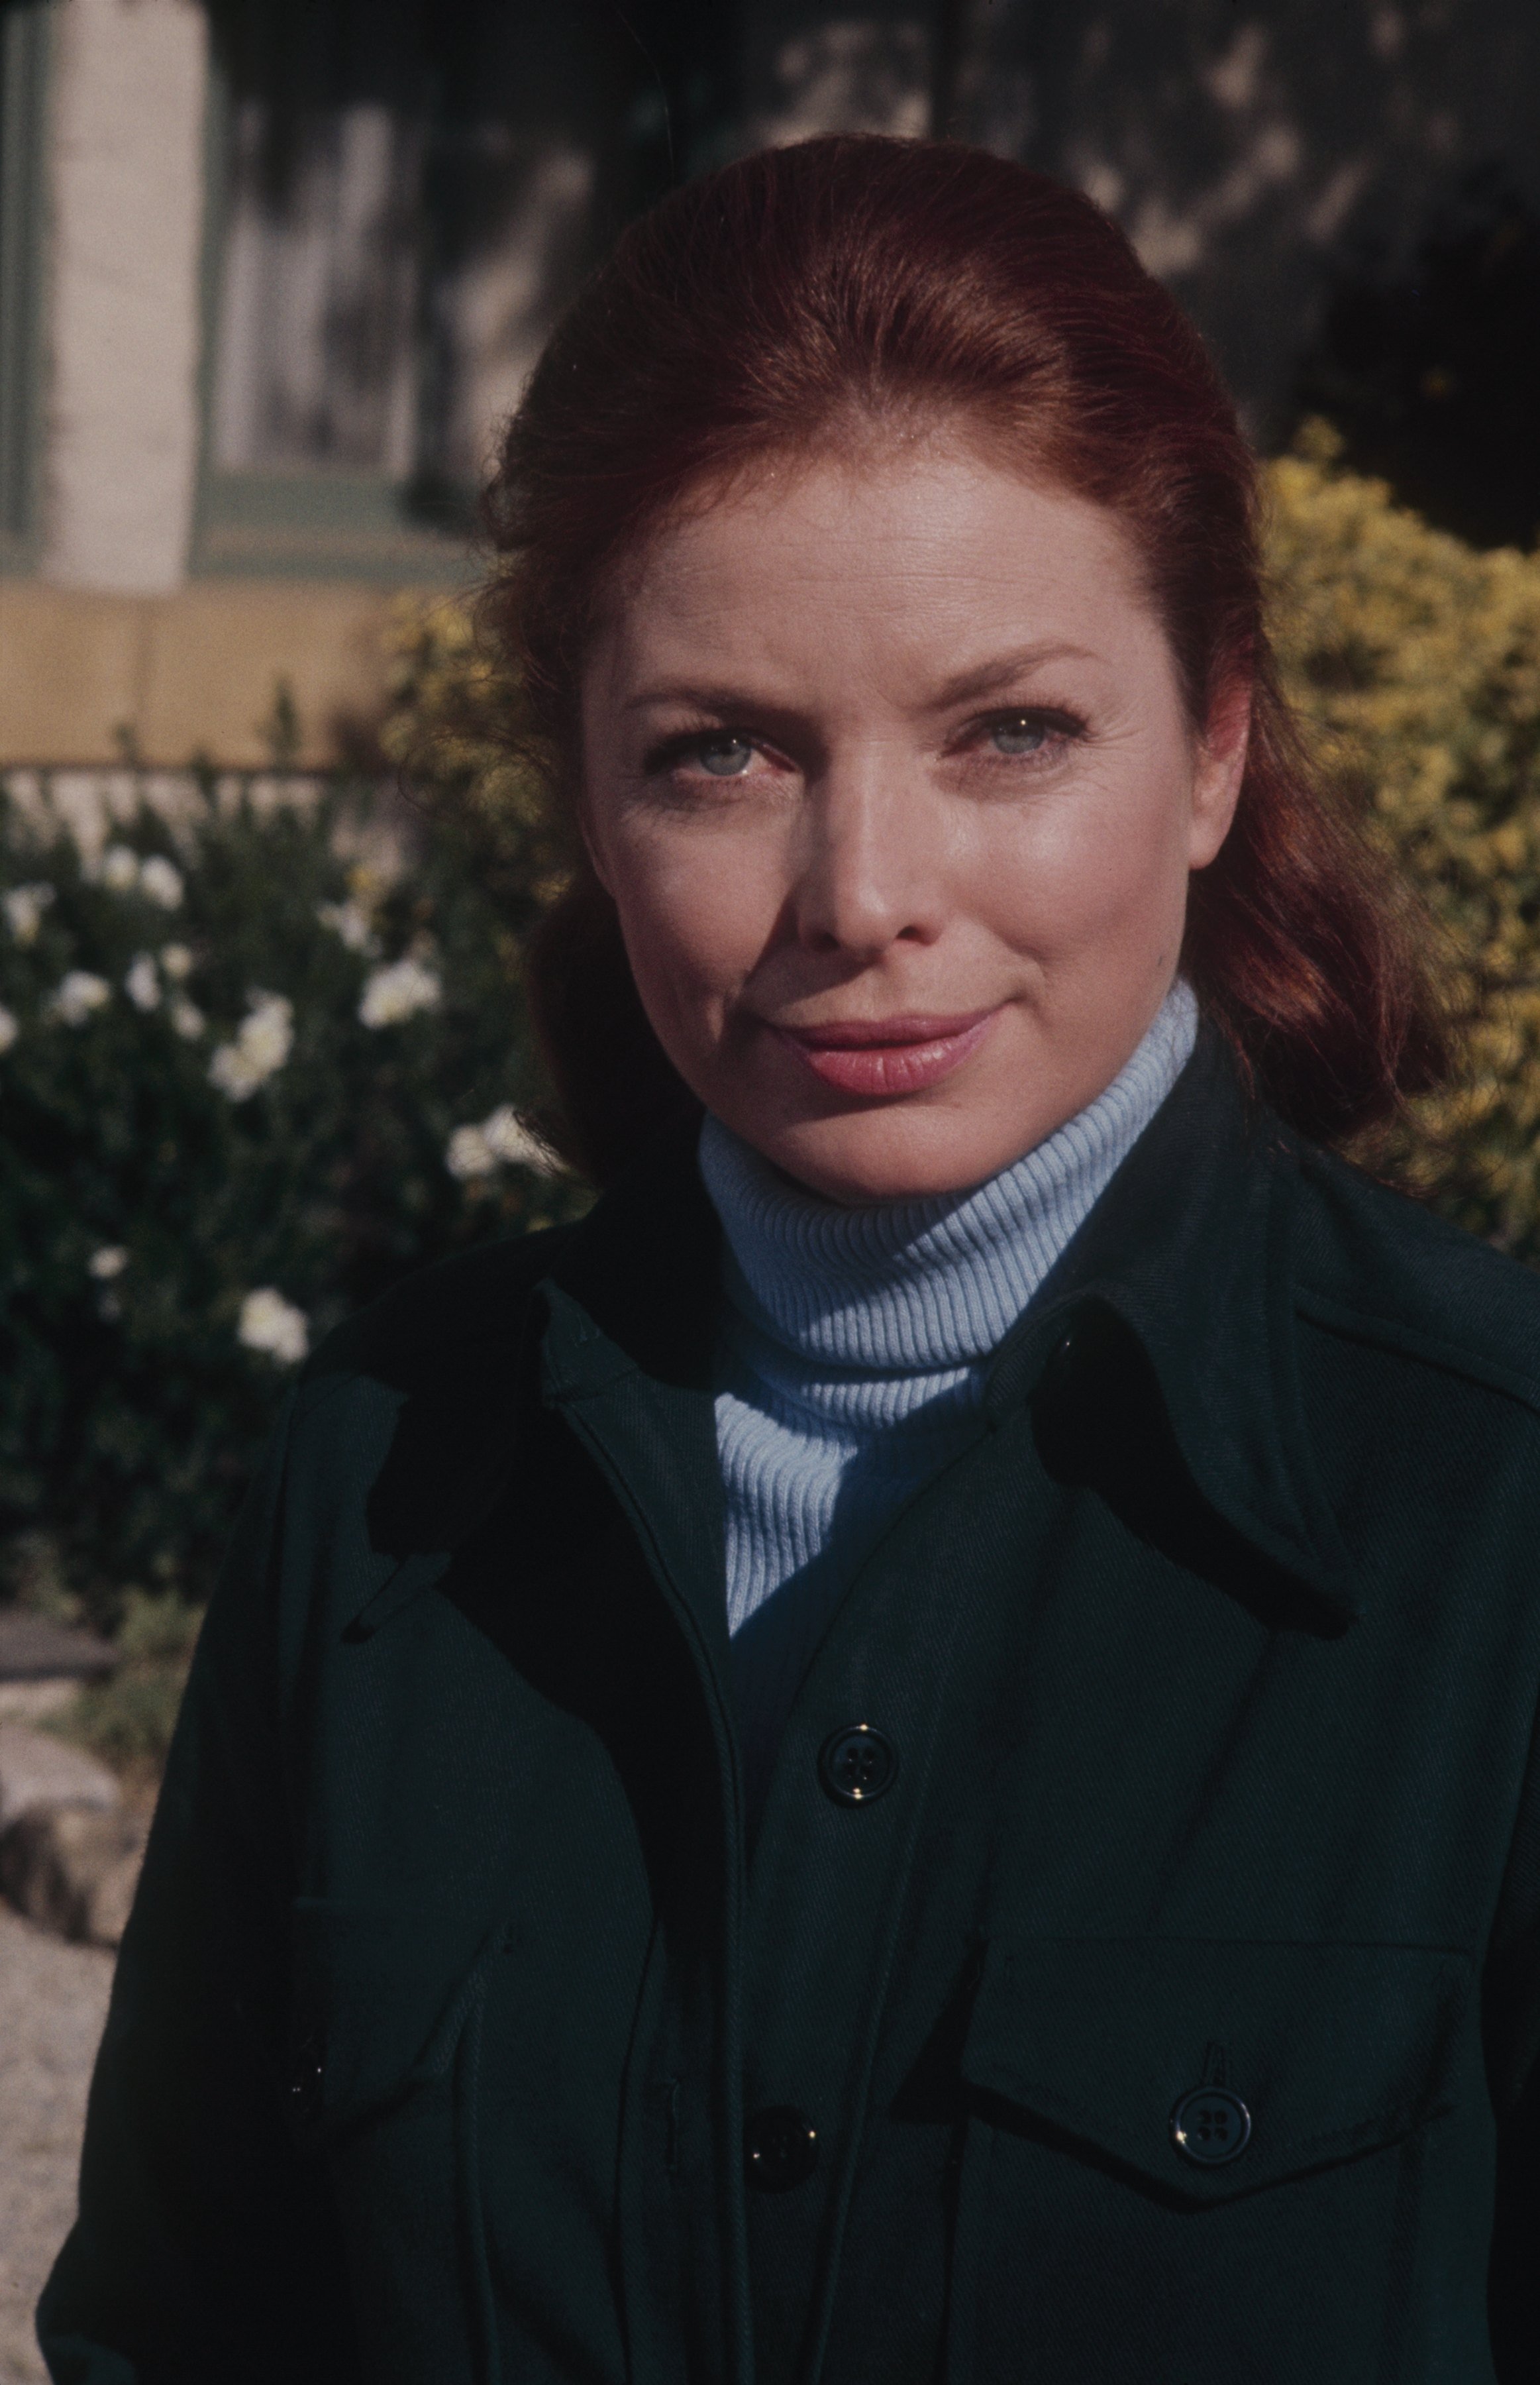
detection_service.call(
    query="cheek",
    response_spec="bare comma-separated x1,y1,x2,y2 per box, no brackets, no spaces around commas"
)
970,750,1193,952
605,827,779,1018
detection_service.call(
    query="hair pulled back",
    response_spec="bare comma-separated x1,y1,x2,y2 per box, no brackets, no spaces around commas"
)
482,134,1452,1184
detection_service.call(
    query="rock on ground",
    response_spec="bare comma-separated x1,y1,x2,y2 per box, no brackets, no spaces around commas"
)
1,1807,147,1948
0,1725,119,1836
0,1903,113,2384
0,1727,143,1950
0,1616,115,1730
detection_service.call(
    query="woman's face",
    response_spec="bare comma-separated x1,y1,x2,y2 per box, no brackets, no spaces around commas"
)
580,435,1247,1203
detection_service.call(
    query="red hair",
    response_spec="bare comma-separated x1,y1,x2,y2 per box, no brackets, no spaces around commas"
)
481,134,1452,1184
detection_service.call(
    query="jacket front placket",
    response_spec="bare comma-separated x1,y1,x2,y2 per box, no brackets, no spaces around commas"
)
736,1340,1073,2385
538,1260,1074,2385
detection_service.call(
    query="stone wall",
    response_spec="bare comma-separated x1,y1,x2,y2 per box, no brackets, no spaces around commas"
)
0,579,408,767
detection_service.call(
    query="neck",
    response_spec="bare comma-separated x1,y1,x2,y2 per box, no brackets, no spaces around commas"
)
700,979,1200,1376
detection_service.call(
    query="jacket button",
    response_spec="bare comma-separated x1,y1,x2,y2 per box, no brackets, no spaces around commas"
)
1047,1325,1078,1373
819,1723,898,1804
745,2105,819,2192
1170,2086,1251,2165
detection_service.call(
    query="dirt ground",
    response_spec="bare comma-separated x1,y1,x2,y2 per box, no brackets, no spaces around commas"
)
0,1905,112,2384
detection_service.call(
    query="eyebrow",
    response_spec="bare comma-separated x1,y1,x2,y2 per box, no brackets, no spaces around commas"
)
925,641,1102,707
623,681,774,717
621,641,1102,719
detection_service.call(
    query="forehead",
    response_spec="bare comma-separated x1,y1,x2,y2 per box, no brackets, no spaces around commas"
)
590,438,1160,690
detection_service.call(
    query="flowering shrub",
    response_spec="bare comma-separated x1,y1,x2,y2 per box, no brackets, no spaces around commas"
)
0,770,584,1624
378,596,574,916
1268,428,1540,1260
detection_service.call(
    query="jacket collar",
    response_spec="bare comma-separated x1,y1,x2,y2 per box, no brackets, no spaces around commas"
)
984,1028,1355,1618
542,1122,723,1397
535,1025,1355,1626
537,1127,729,1656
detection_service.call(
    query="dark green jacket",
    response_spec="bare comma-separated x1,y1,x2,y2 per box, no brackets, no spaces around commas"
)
39,1035,1540,2384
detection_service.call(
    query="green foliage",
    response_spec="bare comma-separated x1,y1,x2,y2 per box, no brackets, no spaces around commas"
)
1266,428,1540,1260
0,767,584,1626
50,1589,203,1792
378,596,573,921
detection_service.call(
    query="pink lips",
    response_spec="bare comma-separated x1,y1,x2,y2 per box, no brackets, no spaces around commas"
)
768,1008,1001,1097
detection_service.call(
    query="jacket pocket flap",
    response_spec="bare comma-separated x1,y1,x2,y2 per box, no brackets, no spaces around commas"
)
959,1936,1470,2201
289,1897,503,2142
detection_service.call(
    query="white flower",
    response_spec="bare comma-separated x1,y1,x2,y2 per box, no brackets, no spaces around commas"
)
238,1287,309,1365
209,992,293,1099
3,882,55,945
170,996,205,1040
97,846,183,907
89,1246,128,1281
445,1124,495,1180
124,953,160,1012
138,855,184,909
47,971,111,1026
0,1006,17,1055
446,1104,561,1181
482,1105,559,1171
159,942,193,980
358,956,442,1029
99,844,139,892
317,898,380,955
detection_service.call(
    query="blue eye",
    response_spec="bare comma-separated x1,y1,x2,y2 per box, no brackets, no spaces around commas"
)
696,736,755,777
989,716,1050,757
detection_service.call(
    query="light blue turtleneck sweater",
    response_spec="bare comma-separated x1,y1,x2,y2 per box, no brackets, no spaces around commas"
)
697,979,1199,1811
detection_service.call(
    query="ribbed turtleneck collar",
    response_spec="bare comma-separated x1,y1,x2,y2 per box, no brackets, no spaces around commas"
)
699,980,1200,1375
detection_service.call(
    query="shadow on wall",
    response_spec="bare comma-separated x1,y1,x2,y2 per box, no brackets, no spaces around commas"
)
929,0,1540,452
164,3,1540,527
1296,169,1540,552
749,7,1540,542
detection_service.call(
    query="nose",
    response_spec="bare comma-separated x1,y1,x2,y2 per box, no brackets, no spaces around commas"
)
790,748,945,956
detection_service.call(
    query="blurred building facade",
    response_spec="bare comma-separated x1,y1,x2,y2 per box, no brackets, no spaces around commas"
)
1,0,1537,764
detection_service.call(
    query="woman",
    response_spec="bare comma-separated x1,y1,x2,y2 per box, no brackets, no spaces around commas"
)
42,137,1540,2385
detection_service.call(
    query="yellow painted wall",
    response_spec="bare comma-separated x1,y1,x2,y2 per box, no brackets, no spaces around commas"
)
0,581,452,765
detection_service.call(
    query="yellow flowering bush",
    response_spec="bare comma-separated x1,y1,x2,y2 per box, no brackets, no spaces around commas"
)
1266,428,1540,1261
379,596,572,928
